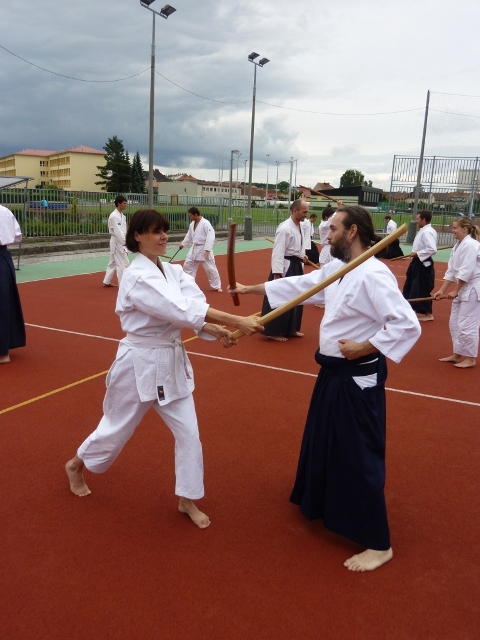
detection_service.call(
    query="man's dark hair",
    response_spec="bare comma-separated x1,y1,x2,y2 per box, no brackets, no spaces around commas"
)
290,199,304,212
115,196,127,207
417,209,432,224
337,205,385,255
309,213,317,220
384,215,391,221
188,206,200,216
126,209,170,253
322,207,335,221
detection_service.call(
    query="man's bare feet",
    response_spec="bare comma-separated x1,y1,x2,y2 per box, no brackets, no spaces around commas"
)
315,304,325,308
417,313,434,322
103,283,118,287
0,354,11,364
344,547,393,572
293,332,304,337
65,456,91,497
454,358,476,369
266,335,288,342
439,354,462,363
178,497,210,529
215,288,223,293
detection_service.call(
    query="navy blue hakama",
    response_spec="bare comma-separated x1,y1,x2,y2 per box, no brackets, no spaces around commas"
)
403,256,435,314
0,245,26,356
261,256,304,337
290,351,391,551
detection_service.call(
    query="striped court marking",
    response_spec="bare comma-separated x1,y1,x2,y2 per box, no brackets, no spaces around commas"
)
2,323,475,413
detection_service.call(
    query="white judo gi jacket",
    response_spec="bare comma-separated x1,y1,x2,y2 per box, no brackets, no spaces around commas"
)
115,253,214,405
265,257,421,363
413,223,437,266
0,205,22,245
444,234,480,301
108,208,127,252
271,217,309,276
181,217,216,262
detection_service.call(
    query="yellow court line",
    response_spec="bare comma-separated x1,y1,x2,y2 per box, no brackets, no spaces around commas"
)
0,370,109,416
1,311,262,415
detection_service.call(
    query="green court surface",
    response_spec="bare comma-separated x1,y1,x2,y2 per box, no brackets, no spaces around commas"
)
14,241,454,284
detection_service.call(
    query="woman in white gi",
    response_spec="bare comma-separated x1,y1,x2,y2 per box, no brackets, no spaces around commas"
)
318,206,335,267
179,206,222,292
434,217,480,369
66,210,262,528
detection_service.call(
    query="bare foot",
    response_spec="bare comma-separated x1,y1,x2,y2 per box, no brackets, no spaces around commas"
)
178,498,210,529
103,283,118,287
293,332,304,337
417,314,434,322
439,354,462,363
266,335,288,342
454,358,476,369
65,456,91,497
315,304,325,308
0,354,11,364
215,288,223,293
344,547,393,572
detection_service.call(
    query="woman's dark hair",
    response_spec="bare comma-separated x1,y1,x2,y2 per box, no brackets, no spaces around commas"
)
126,209,170,253
337,205,387,258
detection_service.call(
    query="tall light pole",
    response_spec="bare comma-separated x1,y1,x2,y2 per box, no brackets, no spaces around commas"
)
245,52,270,240
228,150,240,223
265,153,270,207
140,1,176,208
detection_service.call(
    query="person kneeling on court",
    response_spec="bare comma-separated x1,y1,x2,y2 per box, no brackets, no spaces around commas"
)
66,209,263,528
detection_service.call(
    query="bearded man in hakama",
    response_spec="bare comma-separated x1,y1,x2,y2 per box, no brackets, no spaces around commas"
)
66,210,262,528
179,206,222,292
0,205,26,364
230,206,421,570
260,199,310,341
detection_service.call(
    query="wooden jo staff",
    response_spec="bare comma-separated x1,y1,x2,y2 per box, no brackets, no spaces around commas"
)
390,245,455,261
406,295,448,303
265,237,320,270
227,223,240,306
231,223,408,340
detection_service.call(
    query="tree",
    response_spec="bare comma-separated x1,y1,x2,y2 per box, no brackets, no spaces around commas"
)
131,151,146,194
277,180,290,193
339,169,372,188
95,135,131,192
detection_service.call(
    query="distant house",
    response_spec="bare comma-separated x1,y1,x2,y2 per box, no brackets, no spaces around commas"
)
157,174,242,200
0,146,105,190
309,185,383,209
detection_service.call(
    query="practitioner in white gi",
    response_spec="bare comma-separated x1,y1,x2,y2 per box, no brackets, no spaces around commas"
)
384,215,403,259
403,210,437,321
103,196,130,287
66,209,262,528
260,199,310,341
304,213,319,266
434,217,480,369
179,206,222,292
229,206,421,571
318,206,335,267
0,205,26,364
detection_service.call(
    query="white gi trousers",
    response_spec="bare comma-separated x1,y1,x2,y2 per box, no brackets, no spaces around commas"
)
183,251,222,290
450,288,480,358
104,240,130,285
77,350,204,500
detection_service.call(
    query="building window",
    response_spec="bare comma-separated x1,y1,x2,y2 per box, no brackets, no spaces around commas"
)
40,160,45,166
40,171,46,177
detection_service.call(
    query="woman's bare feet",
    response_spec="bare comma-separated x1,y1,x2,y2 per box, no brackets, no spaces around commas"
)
454,357,476,368
343,547,393,572
417,314,434,322
178,497,211,529
65,456,91,497
439,354,462,363
0,354,11,364
266,335,288,342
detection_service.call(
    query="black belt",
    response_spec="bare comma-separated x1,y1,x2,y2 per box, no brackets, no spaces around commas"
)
315,350,380,376
284,255,303,264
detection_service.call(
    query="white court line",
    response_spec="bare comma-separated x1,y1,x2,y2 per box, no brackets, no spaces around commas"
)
24,323,480,408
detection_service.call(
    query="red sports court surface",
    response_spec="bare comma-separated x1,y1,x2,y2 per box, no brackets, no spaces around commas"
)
1,249,478,639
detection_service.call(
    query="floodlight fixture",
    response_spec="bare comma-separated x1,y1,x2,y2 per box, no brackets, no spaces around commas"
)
248,52,259,61
258,58,270,67
140,0,156,7
160,4,176,18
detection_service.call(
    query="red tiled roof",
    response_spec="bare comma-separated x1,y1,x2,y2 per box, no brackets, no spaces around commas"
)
14,146,104,157
57,146,104,155
15,149,57,156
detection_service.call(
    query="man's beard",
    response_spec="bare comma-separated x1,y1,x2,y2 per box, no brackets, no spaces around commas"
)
330,232,352,262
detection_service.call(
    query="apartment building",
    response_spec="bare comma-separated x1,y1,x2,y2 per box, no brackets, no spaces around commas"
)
0,146,105,191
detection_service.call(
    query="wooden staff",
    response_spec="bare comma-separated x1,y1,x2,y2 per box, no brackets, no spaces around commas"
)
390,245,455,261
168,247,182,263
406,295,448,302
227,223,240,307
231,223,408,339
317,191,342,205
265,237,319,270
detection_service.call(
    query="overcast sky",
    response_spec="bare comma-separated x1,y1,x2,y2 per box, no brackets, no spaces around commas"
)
1,0,479,190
